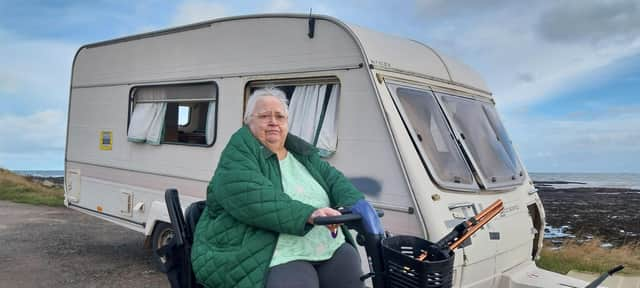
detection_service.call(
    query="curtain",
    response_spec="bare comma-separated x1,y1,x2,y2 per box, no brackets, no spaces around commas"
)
127,87,167,145
288,84,339,157
206,101,216,145
288,85,327,143
316,85,339,156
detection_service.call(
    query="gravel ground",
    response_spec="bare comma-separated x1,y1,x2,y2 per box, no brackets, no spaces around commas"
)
0,200,170,288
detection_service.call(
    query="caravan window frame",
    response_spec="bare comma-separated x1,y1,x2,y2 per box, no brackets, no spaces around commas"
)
245,76,341,156
385,81,480,192
436,92,525,189
127,81,219,147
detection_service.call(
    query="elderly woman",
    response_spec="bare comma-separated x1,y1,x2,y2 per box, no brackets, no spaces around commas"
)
191,87,365,288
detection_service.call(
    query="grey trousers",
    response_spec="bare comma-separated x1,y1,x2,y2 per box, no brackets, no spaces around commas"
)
265,243,365,288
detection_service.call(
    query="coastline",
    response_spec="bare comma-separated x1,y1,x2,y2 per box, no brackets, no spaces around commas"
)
535,181,640,245
25,176,64,188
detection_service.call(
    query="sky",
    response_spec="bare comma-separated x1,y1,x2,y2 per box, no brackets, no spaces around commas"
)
0,0,639,173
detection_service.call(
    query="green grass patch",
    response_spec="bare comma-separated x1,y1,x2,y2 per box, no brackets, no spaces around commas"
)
536,239,640,275
0,169,64,206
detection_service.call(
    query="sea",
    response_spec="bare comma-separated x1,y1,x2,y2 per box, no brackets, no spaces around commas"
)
529,172,640,190
9,170,639,190
12,170,65,178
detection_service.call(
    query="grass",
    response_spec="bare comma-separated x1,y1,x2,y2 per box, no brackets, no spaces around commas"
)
0,168,64,206
537,239,640,275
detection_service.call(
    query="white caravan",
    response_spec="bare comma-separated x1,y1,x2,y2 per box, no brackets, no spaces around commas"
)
65,14,587,287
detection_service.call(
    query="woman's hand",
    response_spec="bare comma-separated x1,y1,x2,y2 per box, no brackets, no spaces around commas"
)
308,207,341,225
308,208,342,236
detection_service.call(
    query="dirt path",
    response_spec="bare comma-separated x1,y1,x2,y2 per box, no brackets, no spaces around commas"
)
0,200,169,288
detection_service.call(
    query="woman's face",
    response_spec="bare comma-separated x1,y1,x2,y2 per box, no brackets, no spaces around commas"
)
248,96,289,150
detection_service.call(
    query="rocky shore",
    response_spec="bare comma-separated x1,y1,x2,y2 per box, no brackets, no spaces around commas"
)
535,181,640,245
25,176,64,188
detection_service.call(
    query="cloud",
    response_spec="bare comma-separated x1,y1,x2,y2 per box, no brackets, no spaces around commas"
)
538,0,640,45
0,73,19,93
0,110,66,153
415,0,512,18
0,29,76,112
505,105,640,172
171,0,228,26
0,110,66,170
0,28,74,169
413,1,640,110
265,0,294,12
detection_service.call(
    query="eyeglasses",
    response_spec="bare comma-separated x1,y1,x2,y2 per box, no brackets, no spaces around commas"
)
252,111,288,123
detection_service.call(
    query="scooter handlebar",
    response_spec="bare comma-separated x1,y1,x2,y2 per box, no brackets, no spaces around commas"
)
312,208,384,226
313,213,363,225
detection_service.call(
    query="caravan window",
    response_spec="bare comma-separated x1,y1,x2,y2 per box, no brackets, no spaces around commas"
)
438,93,524,189
127,82,217,146
247,79,339,157
386,84,478,191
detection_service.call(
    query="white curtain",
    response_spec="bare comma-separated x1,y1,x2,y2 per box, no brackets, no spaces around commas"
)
316,85,339,156
288,85,327,142
288,84,339,156
206,102,216,145
127,88,167,145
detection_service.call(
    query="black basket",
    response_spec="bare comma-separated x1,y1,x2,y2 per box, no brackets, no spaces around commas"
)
381,235,454,288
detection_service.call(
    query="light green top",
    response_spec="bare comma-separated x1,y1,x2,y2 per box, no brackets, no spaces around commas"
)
269,153,346,267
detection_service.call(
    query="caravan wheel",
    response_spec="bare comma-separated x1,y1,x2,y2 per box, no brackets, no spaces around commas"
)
151,221,175,271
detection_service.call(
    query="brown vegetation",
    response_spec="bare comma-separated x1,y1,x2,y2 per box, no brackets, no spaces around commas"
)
537,239,640,275
0,168,64,206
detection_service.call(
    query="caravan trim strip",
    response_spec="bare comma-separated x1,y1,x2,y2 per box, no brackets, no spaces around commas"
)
66,160,210,183
370,202,415,214
370,65,492,96
71,63,363,89
69,203,146,227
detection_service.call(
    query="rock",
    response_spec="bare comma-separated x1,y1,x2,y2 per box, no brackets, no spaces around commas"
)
536,184,640,245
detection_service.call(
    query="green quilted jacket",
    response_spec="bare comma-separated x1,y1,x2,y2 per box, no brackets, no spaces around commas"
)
191,126,364,288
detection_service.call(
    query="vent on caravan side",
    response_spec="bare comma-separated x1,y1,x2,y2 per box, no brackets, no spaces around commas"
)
65,169,81,203
120,191,133,217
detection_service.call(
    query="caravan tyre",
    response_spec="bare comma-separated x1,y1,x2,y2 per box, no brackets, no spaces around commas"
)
151,221,175,271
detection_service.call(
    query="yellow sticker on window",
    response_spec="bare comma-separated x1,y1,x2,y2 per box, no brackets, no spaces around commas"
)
100,131,113,151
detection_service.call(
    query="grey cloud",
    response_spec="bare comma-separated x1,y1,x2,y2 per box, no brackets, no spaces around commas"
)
606,105,640,116
517,73,535,83
171,1,227,26
570,131,640,151
0,110,66,154
564,105,640,120
537,0,640,45
414,0,512,18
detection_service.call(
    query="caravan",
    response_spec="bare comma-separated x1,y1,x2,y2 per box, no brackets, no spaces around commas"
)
65,14,587,287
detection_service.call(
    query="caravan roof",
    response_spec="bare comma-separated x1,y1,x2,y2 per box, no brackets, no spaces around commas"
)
73,14,490,95
347,24,490,94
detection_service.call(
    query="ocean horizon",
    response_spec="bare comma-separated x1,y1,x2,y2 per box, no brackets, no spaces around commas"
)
529,172,640,190
9,170,640,190
12,170,65,178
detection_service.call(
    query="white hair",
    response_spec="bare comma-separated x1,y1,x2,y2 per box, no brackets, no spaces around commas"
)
244,87,289,124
